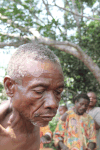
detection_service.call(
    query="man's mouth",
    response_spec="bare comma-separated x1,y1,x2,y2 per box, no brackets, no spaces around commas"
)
79,109,85,113
40,115,55,121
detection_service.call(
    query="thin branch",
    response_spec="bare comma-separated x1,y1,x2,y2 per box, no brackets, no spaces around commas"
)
0,13,29,33
71,0,80,25
42,0,63,34
0,31,34,41
33,13,46,25
42,0,53,18
28,8,45,25
64,88,76,94
0,32,21,38
53,4,100,21
0,41,27,48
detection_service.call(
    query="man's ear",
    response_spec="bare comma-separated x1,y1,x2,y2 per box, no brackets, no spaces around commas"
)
3,76,15,97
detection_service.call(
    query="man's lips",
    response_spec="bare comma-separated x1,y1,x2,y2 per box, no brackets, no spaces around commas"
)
40,114,56,117
79,109,85,112
40,115,55,121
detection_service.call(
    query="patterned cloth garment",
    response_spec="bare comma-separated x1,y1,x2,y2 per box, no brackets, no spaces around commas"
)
40,125,52,149
53,109,96,150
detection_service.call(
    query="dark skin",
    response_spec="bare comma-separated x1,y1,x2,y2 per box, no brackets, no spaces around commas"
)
58,106,68,116
0,100,11,120
40,134,51,144
57,98,96,150
0,60,64,150
40,125,52,145
87,92,100,130
87,92,97,110
57,141,69,150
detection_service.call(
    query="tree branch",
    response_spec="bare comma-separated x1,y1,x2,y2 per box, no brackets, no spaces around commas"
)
0,41,27,48
0,31,34,41
1,28,100,84
71,0,80,25
42,0,53,18
0,13,29,33
29,29,100,84
53,4,100,21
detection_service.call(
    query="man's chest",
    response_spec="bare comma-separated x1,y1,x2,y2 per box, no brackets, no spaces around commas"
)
0,129,40,150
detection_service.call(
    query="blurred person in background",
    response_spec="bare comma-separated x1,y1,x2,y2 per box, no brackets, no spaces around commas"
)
53,93,96,150
58,105,68,116
87,92,100,150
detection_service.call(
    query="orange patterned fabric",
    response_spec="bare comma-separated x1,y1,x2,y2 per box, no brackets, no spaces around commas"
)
40,125,52,149
53,110,96,150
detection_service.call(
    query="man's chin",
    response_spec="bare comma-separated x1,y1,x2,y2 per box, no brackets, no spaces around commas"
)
30,120,49,127
89,103,94,107
78,110,85,115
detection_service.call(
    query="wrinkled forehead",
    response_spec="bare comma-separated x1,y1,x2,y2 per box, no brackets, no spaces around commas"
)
87,92,96,97
25,59,63,77
59,106,66,110
87,92,96,98
77,98,89,104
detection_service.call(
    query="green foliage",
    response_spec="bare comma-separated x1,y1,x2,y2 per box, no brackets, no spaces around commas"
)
74,20,100,100
49,115,59,133
75,0,96,7
80,21,100,60
0,83,3,92
43,115,60,149
0,82,7,103
44,140,56,150
0,0,42,38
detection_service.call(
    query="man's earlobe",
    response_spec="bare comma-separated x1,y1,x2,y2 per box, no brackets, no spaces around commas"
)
3,76,15,97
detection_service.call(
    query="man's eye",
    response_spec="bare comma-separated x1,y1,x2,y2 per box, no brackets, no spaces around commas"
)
80,103,84,106
55,90,62,95
34,90,44,94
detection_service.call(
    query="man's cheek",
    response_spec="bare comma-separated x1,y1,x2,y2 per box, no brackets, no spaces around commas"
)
29,101,44,116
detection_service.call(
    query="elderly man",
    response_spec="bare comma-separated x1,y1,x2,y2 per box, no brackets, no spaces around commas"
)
87,92,100,150
0,42,64,150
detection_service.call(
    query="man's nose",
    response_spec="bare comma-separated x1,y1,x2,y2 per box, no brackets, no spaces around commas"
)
81,105,85,109
90,97,93,101
44,91,58,109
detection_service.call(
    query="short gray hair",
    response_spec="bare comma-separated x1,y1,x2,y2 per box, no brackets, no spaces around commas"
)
7,42,60,82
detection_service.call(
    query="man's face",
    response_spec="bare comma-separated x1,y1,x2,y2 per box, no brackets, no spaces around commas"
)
75,98,89,115
59,106,67,116
87,92,97,107
12,60,64,127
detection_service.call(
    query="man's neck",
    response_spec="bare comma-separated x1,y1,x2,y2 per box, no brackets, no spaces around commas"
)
7,109,35,135
73,108,79,115
87,106,95,111
86,106,96,114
